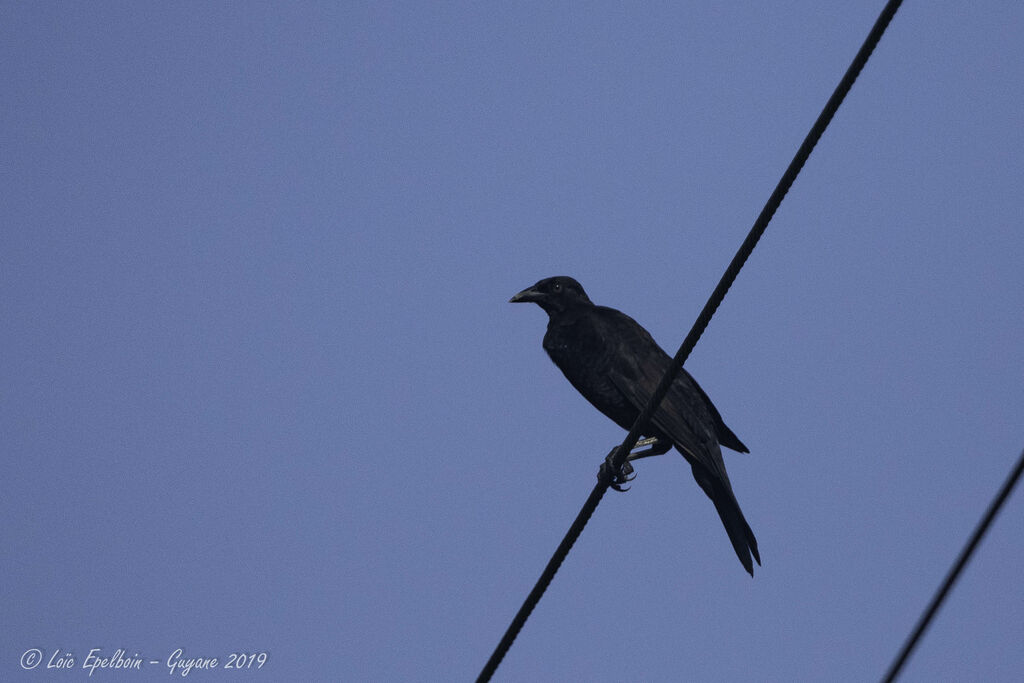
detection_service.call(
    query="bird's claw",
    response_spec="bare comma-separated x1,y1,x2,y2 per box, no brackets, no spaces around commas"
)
599,448,635,492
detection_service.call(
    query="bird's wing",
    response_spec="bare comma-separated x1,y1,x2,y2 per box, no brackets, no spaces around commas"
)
596,307,737,490
684,374,749,453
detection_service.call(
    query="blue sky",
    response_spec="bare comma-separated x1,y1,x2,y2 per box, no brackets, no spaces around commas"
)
2,3,1022,681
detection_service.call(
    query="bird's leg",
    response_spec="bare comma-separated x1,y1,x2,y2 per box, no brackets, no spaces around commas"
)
625,436,672,461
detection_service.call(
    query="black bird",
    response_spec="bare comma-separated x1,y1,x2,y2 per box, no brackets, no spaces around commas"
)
510,276,760,576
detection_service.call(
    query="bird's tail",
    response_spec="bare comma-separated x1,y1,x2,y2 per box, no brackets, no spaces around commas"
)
693,467,761,576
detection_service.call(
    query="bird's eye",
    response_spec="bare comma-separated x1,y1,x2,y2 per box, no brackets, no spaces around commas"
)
552,282,562,292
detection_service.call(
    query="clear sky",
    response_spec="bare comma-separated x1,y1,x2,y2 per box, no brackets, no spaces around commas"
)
2,2,1022,681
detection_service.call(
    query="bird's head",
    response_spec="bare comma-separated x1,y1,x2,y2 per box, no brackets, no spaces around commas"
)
509,276,592,315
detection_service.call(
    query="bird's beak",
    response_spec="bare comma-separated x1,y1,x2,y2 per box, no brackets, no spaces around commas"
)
509,286,541,303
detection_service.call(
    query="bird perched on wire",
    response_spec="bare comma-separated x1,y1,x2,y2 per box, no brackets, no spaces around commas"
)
510,275,760,576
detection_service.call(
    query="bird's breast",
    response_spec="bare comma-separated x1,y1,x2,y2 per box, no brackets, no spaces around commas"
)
541,320,639,430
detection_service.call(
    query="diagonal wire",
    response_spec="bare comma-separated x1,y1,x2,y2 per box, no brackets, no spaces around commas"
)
478,2,903,681
882,447,1024,682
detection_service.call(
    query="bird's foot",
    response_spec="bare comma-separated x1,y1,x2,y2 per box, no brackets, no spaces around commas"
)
599,447,635,492
598,438,671,491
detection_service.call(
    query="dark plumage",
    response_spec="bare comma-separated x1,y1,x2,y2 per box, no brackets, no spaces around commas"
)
510,276,760,576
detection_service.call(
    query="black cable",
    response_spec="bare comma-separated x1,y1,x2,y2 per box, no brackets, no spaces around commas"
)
882,447,1024,682
479,2,903,680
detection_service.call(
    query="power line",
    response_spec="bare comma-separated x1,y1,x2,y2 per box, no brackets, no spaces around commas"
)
882,447,1024,682
478,1,904,680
